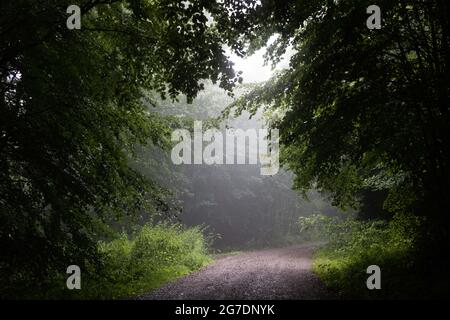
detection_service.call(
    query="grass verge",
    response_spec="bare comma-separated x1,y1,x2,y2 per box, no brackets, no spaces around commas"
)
309,213,450,299
48,223,212,299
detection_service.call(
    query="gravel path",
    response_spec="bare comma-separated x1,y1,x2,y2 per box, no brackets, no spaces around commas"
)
137,244,336,300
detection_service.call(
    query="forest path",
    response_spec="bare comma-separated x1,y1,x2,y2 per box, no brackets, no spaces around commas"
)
137,244,336,300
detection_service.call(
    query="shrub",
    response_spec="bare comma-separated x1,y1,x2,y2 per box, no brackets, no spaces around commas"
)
22,223,211,299
308,213,432,298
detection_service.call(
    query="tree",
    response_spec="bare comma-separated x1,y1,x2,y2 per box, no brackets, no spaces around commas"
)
0,0,240,293
217,0,450,247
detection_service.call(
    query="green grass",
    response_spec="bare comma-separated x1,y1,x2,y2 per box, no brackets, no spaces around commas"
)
45,223,212,299
308,213,450,299
313,241,418,299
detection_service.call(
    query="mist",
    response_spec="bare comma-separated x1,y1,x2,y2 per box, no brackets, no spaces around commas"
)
135,83,343,250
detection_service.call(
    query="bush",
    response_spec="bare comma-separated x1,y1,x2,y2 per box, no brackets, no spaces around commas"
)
14,223,212,299
85,223,212,299
307,213,438,299
298,214,337,242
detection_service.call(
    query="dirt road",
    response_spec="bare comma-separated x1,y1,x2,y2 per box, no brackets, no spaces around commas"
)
138,244,336,300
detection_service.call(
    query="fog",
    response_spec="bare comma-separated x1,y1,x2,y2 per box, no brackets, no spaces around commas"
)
135,84,343,250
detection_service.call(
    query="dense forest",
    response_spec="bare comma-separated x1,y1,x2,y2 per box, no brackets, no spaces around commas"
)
1,0,449,299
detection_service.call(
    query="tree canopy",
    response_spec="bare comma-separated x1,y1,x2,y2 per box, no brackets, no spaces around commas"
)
0,0,240,288
221,0,450,246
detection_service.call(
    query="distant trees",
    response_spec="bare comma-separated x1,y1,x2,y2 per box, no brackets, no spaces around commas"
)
138,84,340,249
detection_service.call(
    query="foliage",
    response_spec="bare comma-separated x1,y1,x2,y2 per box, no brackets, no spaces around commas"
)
2,0,449,299
217,0,450,245
0,0,240,291
86,223,211,299
309,213,450,298
298,213,339,242
4,223,212,299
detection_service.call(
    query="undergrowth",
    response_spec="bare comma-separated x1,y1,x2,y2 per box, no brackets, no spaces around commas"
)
22,223,212,299
302,213,450,299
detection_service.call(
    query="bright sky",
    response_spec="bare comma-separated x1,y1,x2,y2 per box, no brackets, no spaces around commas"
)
227,41,294,84
205,9,293,83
